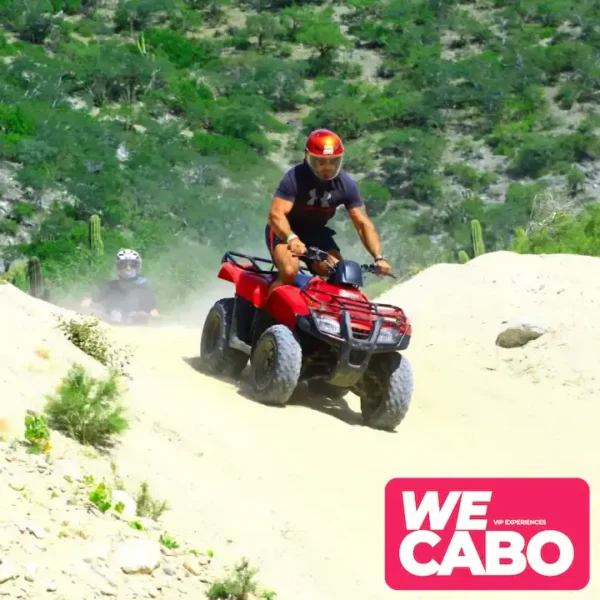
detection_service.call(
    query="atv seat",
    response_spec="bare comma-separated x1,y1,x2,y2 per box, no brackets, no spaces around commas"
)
292,271,313,289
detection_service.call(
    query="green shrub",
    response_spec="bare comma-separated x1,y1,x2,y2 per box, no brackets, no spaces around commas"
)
135,481,169,519
511,203,600,257
24,412,51,453
55,315,132,374
44,364,128,449
207,558,261,600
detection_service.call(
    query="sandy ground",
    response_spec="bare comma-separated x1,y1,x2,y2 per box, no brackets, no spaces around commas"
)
105,251,599,599
2,250,599,599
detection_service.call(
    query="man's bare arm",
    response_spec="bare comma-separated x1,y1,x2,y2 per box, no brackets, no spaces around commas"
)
268,196,295,240
347,205,383,258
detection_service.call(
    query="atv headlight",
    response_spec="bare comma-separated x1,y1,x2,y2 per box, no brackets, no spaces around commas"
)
314,315,341,336
377,327,399,344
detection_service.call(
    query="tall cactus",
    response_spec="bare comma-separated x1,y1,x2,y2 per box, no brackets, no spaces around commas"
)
12,263,28,291
458,250,470,264
27,256,44,299
470,219,485,257
89,214,104,257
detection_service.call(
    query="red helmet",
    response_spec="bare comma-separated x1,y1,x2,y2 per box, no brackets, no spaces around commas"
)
305,129,344,180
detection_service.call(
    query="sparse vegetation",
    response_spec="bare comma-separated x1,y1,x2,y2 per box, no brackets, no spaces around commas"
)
24,411,51,453
207,557,262,600
512,202,600,256
55,315,132,375
43,363,129,448
159,532,179,549
135,480,169,520
89,481,113,513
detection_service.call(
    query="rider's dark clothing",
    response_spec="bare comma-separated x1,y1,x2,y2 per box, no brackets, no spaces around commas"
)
91,277,157,314
265,160,364,254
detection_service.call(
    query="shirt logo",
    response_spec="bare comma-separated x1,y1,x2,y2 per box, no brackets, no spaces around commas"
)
307,189,333,208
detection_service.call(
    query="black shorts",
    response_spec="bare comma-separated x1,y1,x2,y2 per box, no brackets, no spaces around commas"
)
265,224,340,256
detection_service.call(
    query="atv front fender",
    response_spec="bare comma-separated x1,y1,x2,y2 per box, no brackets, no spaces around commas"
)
261,285,310,329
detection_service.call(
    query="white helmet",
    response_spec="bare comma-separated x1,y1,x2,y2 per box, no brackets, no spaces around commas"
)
115,248,142,280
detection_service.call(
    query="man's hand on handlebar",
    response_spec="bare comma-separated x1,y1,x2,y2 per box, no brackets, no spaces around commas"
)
362,262,397,278
288,237,306,256
374,257,392,276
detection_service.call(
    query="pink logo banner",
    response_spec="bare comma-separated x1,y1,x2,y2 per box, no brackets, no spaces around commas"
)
385,477,590,590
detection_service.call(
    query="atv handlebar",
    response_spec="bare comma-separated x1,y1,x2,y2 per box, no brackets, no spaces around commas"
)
297,246,396,279
361,263,397,279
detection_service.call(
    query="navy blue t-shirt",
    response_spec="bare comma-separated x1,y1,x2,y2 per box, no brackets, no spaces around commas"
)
274,161,364,233
92,277,157,313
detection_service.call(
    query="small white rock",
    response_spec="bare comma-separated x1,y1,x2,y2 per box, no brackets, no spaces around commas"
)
8,478,25,491
138,518,159,531
112,539,161,575
195,555,210,566
0,559,17,583
85,541,111,561
54,459,83,482
182,560,203,576
111,490,137,519
25,563,37,582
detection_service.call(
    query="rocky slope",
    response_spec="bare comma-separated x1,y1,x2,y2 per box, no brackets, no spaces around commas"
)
0,436,223,599
0,282,273,600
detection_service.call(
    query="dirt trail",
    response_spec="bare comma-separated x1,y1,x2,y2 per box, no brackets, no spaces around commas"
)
102,252,598,600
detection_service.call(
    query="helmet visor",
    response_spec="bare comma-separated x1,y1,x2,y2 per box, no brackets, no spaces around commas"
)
307,153,343,180
116,259,140,278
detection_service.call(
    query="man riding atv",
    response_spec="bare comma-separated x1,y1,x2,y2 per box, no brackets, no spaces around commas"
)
80,248,160,323
266,128,392,295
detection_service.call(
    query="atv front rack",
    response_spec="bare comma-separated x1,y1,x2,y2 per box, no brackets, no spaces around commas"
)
300,287,409,331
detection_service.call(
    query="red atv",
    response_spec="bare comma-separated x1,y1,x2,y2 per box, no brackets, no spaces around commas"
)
200,247,413,431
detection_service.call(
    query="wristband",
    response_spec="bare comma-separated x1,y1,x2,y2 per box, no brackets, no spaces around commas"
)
287,233,299,244
374,254,384,261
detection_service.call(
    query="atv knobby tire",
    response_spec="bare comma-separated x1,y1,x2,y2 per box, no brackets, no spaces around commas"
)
250,324,302,406
360,353,413,431
307,379,348,400
200,298,248,377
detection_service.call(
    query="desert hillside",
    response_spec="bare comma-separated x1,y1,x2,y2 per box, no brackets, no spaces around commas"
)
1,0,600,311
378,250,600,393
1,249,599,600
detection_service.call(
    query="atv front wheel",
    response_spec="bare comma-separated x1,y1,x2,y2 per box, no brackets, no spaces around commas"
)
200,298,248,377
250,325,302,406
359,353,413,431
307,379,348,400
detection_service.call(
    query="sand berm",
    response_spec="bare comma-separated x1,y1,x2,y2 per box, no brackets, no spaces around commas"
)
1,250,598,600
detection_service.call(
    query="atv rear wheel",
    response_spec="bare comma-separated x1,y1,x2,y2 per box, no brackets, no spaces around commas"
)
250,324,302,406
359,353,413,431
307,379,348,400
200,298,248,377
